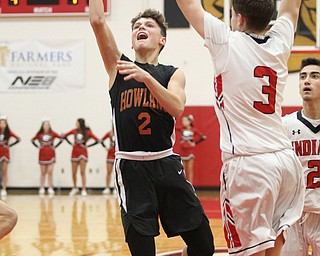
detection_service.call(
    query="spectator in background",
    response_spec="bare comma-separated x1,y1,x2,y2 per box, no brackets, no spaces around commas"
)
100,126,115,195
64,118,99,197
178,114,206,184
31,118,63,196
0,116,20,198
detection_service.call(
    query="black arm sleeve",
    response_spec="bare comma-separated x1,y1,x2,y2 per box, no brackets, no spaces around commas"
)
9,139,20,147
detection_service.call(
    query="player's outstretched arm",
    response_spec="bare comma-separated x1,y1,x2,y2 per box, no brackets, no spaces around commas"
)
176,0,206,38
278,0,302,31
89,0,121,87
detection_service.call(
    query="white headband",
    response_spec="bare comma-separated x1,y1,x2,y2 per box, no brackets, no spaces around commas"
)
42,117,51,122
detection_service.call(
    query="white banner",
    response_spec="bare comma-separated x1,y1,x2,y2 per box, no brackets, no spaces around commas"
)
0,39,85,92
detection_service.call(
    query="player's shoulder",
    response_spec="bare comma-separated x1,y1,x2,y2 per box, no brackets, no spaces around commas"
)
282,111,299,125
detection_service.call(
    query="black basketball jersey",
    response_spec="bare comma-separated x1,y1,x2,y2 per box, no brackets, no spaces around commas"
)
110,54,178,152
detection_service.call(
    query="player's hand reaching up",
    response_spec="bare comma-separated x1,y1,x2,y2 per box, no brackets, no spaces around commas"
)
117,60,149,82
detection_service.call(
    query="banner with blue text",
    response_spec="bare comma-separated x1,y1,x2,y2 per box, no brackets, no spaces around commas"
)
0,39,85,92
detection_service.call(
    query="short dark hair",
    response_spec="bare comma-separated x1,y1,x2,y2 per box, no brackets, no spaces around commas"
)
232,0,274,31
131,9,168,38
300,57,320,70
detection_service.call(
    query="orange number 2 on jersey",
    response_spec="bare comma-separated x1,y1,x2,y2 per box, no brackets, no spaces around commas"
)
138,112,151,135
253,66,277,114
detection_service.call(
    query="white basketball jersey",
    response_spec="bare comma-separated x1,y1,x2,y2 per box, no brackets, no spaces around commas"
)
282,111,320,214
204,13,293,155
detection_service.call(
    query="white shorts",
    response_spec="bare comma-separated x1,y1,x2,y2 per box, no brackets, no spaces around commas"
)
220,149,305,256
281,212,320,256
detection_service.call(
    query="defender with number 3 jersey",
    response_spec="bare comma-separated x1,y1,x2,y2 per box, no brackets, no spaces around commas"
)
176,0,305,255
204,13,305,255
204,10,306,256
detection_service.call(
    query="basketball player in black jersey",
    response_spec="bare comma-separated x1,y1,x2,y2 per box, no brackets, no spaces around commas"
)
89,1,214,256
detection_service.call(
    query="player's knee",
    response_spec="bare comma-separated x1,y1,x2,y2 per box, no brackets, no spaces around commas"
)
5,206,17,228
0,204,17,239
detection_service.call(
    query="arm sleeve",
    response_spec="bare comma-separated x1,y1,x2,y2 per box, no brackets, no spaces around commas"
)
101,132,111,141
52,131,62,139
10,131,20,140
64,129,75,137
87,129,99,141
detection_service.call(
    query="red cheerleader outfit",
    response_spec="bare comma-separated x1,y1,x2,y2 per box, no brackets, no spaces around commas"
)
65,129,99,162
101,131,115,163
0,131,20,163
32,131,62,165
179,127,205,161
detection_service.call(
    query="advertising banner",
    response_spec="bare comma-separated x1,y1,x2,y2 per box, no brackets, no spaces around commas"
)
0,39,85,92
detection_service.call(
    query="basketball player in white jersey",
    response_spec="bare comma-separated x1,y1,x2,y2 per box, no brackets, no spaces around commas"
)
176,0,305,255
281,57,320,256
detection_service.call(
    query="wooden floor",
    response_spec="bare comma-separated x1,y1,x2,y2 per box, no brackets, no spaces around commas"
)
0,190,227,256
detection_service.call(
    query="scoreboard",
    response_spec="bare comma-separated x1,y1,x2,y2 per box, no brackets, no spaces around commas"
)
0,0,110,16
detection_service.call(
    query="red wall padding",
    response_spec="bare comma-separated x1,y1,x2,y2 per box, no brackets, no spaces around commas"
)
174,106,302,187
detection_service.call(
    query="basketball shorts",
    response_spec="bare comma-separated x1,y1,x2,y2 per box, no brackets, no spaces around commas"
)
220,148,305,256
114,154,207,240
281,212,320,256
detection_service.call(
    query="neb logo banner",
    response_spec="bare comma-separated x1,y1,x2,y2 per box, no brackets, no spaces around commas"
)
0,39,85,92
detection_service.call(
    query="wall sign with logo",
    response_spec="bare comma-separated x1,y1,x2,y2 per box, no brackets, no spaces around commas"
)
0,40,85,92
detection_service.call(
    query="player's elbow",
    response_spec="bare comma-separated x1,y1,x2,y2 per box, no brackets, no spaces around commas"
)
0,205,17,239
90,14,105,29
171,104,185,118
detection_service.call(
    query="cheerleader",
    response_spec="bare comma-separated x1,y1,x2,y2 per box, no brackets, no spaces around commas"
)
64,118,99,196
178,114,206,184
31,118,63,196
0,116,20,197
100,127,115,195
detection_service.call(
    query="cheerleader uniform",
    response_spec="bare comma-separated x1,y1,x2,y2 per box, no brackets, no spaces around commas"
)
64,129,99,162
31,132,62,165
101,131,115,163
179,127,206,161
0,131,20,163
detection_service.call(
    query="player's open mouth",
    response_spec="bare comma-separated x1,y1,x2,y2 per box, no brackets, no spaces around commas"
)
137,32,148,40
303,87,311,92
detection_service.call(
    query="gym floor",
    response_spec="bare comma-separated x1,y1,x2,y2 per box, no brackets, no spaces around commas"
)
0,189,227,256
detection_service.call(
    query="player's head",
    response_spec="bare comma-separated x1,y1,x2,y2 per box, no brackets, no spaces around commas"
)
231,0,274,32
299,57,320,102
131,9,168,54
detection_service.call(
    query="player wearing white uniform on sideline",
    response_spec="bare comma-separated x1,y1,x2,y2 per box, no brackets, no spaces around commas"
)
281,57,320,256
176,0,305,255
